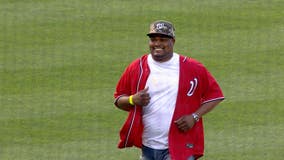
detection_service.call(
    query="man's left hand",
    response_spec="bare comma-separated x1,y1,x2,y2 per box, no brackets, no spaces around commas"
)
174,115,196,132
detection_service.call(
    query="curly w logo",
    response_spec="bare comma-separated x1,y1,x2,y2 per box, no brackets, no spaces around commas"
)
187,78,198,96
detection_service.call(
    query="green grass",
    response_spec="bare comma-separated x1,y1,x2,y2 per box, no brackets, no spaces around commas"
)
0,0,283,159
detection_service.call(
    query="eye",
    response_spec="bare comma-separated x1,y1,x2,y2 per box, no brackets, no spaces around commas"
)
150,38,157,42
160,38,169,42
161,39,167,42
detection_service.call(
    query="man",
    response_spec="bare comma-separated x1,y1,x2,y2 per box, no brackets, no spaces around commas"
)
114,20,224,160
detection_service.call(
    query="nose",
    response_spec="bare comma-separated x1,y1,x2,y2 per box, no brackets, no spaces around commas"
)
153,40,162,47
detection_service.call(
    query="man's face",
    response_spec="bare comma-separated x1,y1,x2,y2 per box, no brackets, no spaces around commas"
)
149,35,175,62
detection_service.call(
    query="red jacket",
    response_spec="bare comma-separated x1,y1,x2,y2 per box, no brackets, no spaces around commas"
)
114,54,224,159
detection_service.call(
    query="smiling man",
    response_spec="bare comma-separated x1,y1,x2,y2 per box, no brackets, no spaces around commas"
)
114,20,225,160
147,21,175,62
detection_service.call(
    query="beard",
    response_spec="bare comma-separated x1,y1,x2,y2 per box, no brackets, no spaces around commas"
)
150,49,173,62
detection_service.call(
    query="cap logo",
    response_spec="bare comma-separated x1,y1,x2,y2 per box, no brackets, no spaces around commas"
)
156,23,166,30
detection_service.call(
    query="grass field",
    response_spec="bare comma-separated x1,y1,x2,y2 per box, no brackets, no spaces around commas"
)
0,0,283,159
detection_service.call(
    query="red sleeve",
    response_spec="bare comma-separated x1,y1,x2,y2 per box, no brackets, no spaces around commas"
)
114,67,132,97
201,66,225,104
114,59,140,106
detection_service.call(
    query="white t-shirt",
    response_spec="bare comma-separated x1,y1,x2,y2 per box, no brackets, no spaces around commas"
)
142,53,180,149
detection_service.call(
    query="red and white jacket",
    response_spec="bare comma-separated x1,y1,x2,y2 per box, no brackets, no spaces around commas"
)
114,54,224,159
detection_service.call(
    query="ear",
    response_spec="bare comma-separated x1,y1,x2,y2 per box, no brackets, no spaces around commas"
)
171,38,176,44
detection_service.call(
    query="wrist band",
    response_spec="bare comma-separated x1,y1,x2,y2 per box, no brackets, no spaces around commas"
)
129,95,134,105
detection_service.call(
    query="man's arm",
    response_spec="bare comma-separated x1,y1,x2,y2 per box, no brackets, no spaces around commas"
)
194,99,223,118
174,99,223,132
115,87,151,111
115,96,133,111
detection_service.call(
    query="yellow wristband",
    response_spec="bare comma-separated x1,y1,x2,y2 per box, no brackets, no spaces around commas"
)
129,95,134,105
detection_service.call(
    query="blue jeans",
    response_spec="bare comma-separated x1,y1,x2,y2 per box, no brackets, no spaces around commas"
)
141,145,195,160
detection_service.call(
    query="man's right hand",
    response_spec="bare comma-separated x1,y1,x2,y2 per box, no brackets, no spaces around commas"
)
132,87,151,106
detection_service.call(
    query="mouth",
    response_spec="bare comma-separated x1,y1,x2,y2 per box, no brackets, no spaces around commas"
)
153,47,164,52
